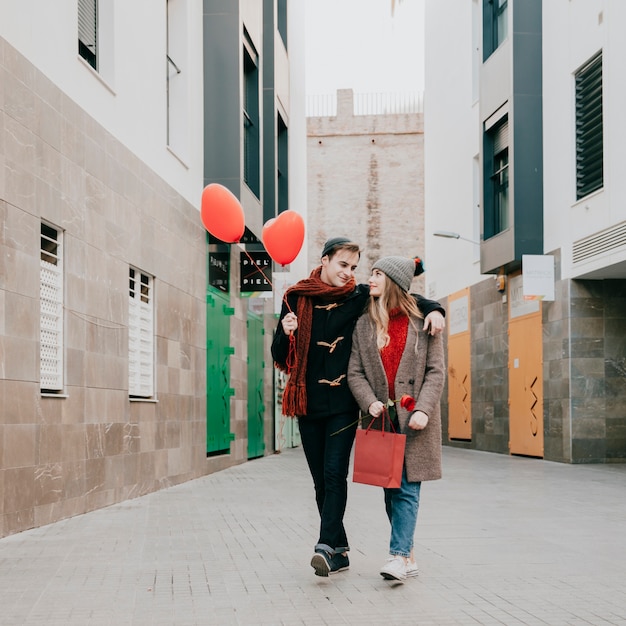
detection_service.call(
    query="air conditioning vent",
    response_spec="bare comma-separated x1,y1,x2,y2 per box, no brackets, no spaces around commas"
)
572,221,626,263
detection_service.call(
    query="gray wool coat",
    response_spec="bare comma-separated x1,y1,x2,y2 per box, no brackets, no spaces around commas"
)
347,313,445,483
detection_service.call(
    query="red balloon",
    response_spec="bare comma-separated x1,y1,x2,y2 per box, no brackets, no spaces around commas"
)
200,183,245,243
262,211,305,266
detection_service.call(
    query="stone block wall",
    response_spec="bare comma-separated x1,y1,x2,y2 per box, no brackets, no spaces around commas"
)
441,248,626,464
0,37,250,538
543,257,626,463
470,278,510,453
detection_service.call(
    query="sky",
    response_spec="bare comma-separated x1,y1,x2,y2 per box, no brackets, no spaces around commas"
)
304,0,426,96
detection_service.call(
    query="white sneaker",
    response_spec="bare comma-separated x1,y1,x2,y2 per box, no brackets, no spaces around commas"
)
405,559,419,577
380,556,407,582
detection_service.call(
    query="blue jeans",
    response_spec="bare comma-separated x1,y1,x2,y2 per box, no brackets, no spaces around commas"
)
298,411,358,554
384,466,421,558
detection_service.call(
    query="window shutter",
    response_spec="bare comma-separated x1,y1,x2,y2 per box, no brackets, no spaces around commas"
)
575,52,603,199
493,120,508,154
78,0,97,50
78,0,97,69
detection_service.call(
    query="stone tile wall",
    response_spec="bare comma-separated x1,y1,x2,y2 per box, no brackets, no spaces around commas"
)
544,267,626,463
0,37,260,538
441,247,626,464
470,278,510,453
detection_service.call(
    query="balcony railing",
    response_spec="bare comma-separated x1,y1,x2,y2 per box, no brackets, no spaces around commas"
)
306,92,423,118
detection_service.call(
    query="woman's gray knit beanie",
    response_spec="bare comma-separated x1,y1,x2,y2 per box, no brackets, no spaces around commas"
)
372,256,424,292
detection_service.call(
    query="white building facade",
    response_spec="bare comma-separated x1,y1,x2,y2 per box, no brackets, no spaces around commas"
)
425,0,626,463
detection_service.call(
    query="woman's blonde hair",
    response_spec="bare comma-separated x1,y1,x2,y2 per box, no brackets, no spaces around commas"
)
368,276,423,350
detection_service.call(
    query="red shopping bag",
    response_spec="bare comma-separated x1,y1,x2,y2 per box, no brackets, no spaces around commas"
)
352,409,406,488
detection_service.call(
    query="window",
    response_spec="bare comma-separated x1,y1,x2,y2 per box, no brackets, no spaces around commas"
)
483,118,509,239
575,52,603,200
129,268,154,398
277,113,289,214
483,0,508,61
166,0,189,159
243,32,260,198
472,0,480,102
78,0,98,70
40,223,64,392
277,0,287,49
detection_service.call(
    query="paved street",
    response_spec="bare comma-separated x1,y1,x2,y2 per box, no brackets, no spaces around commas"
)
1,445,626,625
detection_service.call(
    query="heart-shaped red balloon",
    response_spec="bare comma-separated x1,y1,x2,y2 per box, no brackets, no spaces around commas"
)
262,211,305,266
200,183,245,243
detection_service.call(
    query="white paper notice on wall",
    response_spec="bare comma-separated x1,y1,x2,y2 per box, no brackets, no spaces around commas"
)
449,295,469,336
522,255,555,301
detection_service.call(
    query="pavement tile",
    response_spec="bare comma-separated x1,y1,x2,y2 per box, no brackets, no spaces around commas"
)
1,446,626,625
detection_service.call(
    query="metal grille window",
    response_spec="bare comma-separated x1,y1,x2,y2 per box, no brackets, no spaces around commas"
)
575,52,603,200
129,268,154,398
243,33,260,198
40,223,64,392
277,113,289,214
78,0,98,70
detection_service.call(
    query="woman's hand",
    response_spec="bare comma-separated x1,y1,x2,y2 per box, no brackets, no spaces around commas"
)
281,312,298,336
408,410,429,430
368,400,384,417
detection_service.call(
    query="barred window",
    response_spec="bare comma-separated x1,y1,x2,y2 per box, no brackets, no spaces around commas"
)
129,267,155,398
40,223,64,392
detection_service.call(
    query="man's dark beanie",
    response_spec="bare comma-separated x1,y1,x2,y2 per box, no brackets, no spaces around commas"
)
321,237,352,258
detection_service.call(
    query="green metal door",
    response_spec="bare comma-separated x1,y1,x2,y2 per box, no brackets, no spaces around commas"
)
247,313,265,459
206,289,235,455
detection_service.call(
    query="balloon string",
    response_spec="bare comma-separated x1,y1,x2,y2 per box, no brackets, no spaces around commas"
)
241,249,293,312
241,249,297,374
286,335,297,373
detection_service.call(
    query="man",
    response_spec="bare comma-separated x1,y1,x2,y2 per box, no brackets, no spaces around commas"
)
271,237,445,577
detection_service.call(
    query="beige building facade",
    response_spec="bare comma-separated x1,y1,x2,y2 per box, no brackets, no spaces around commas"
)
0,37,213,538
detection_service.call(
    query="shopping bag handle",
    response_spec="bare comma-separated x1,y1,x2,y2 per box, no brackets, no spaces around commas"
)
364,405,398,436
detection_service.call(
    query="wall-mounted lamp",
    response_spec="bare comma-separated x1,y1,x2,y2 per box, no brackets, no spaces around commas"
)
433,231,480,245
495,268,506,293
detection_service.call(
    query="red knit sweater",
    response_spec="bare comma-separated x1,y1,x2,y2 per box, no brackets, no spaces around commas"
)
380,308,409,400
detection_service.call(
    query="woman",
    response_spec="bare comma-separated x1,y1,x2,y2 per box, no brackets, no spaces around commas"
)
347,255,445,582
272,239,445,577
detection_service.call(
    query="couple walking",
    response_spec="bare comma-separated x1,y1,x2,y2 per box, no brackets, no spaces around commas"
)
271,237,446,583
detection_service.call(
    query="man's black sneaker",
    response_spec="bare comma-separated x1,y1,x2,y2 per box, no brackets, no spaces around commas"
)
329,552,350,574
310,549,331,577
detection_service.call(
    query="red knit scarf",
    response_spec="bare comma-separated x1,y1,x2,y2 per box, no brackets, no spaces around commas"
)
380,308,409,400
280,266,356,416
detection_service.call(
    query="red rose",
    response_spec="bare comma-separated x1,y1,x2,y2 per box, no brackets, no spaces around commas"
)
399,394,416,411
